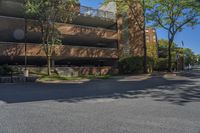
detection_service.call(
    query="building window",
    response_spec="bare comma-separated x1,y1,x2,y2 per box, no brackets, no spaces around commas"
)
145,29,149,33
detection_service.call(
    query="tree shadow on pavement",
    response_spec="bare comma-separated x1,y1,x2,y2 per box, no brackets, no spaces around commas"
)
178,72,200,79
0,74,199,105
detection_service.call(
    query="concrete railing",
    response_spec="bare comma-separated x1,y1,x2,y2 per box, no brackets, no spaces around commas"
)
57,23,117,40
0,16,118,41
0,42,119,59
80,5,116,20
0,1,116,21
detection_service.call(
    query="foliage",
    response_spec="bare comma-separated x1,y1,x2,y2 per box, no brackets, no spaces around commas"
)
103,0,128,13
158,39,177,58
0,65,14,76
38,75,83,82
0,65,23,76
147,42,158,60
158,39,198,68
195,54,200,65
38,74,111,82
119,56,143,74
154,58,168,71
146,0,200,71
25,0,78,75
118,56,155,74
0,64,16,76
184,48,196,66
196,0,200,5
84,75,111,80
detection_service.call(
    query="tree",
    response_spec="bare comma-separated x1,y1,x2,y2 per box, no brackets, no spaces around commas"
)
158,39,177,58
146,0,200,72
25,0,78,75
195,54,200,65
184,48,196,66
158,39,179,70
104,0,148,73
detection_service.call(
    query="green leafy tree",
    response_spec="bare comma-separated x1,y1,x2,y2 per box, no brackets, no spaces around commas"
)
25,0,78,75
195,54,200,65
146,0,200,72
184,48,196,66
158,39,179,70
158,39,177,58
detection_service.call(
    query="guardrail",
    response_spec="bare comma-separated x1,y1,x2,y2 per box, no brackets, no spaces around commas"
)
80,6,116,20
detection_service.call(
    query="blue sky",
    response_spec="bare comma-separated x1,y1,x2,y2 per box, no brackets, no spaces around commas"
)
80,0,200,54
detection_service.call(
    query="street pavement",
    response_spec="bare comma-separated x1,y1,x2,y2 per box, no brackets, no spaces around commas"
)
0,72,200,133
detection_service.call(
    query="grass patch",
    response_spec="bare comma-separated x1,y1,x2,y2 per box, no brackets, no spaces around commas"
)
30,71,47,77
85,75,111,79
38,75,84,82
38,74,111,82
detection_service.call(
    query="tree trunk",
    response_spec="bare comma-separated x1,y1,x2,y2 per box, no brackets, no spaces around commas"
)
143,30,147,73
168,40,172,72
47,55,51,76
142,0,147,74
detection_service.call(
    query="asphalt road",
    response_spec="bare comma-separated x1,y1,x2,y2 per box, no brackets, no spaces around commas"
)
0,73,200,133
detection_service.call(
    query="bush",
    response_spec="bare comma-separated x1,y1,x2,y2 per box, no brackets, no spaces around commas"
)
154,58,168,71
0,64,14,76
118,56,144,74
147,57,156,73
118,56,158,74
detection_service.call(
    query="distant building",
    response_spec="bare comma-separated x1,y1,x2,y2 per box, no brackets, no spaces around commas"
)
145,27,158,59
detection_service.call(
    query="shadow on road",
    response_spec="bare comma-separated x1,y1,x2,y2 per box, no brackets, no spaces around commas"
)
0,74,199,105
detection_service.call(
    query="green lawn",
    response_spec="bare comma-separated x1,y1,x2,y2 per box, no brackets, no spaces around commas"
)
38,75,111,82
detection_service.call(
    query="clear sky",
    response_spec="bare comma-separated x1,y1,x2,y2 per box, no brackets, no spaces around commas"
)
80,0,200,54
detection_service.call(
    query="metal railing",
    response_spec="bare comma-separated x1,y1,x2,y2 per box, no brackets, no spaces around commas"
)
80,6,116,21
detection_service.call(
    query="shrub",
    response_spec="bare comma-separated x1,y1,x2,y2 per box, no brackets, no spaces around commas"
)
118,56,158,74
154,58,168,71
118,56,144,74
0,64,14,76
147,57,156,73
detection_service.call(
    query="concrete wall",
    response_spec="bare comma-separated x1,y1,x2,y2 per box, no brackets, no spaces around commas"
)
27,66,118,76
0,0,24,17
0,16,117,43
0,42,118,59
